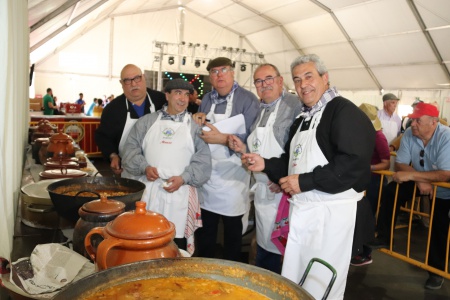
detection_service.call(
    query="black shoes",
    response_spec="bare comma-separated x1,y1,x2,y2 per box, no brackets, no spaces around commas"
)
350,254,373,266
425,275,444,290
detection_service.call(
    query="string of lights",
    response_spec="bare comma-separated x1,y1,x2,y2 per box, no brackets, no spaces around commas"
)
164,72,205,96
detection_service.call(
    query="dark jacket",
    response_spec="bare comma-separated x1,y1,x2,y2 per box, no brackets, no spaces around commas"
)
264,96,375,194
95,88,166,160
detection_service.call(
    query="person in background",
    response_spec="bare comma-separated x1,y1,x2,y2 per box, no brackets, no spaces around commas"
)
401,99,424,133
242,54,375,299
52,96,62,115
93,99,104,117
351,103,390,267
122,79,211,253
378,93,401,145
228,63,302,273
43,88,56,115
369,102,450,290
86,98,98,116
187,88,201,114
76,93,86,114
193,57,260,262
95,64,166,178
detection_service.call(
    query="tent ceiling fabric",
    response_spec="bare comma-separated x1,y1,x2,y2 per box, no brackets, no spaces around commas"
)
29,0,450,90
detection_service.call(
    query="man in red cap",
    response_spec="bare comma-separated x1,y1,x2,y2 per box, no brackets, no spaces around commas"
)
370,102,450,290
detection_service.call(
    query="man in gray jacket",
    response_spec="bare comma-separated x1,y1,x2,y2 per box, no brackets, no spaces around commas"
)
122,79,211,253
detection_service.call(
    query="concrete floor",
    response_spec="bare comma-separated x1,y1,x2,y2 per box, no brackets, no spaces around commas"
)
2,157,449,299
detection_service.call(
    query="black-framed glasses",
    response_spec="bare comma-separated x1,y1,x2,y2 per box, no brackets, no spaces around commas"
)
419,149,424,167
209,67,232,76
254,76,279,87
122,74,143,85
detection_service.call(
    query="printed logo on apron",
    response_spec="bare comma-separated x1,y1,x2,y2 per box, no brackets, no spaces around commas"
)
251,138,262,153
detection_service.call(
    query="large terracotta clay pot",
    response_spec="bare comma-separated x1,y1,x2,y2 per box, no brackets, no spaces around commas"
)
73,195,125,259
47,131,75,158
85,201,180,270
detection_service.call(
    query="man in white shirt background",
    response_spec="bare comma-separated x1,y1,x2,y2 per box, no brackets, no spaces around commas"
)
377,93,401,145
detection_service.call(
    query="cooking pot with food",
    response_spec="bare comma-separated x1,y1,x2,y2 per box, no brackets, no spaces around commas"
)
53,258,313,300
46,176,146,223
73,194,125,258
85,201,180,270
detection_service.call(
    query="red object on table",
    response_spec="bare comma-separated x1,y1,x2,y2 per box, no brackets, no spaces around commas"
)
65,103,82,114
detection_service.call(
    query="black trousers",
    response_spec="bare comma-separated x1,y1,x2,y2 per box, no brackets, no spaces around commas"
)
377,180,450,271
194,209,243,262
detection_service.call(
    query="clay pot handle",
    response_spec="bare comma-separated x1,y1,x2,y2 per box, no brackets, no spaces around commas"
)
84,227,105,262
95,236,123,270
60,167,68,175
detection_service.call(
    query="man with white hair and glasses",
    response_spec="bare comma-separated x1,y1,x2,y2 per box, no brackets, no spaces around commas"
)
95,64,166,178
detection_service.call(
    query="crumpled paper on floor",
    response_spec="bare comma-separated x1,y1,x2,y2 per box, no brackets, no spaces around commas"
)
9,243,94,297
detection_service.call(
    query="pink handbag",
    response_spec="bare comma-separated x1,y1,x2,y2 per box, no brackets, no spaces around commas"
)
270,193,290,255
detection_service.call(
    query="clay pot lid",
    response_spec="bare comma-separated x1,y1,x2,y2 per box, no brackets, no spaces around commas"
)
49,131,73,143
47,157,78,162
105,201,175,240
39,169,87,179
34,137,50,143
82,195,125,214
44,160,79,168
36,123,55,134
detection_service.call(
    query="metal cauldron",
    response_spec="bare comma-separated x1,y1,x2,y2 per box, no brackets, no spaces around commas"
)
47,176,145,223
53,258,314,300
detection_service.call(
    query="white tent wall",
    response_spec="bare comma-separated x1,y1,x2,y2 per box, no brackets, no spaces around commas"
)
1,0,29,260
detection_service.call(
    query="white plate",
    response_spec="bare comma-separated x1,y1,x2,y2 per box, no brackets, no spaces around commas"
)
21,179,65,199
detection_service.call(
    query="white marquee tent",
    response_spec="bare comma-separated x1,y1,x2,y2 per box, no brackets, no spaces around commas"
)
30,0,450,114
1,0,450,259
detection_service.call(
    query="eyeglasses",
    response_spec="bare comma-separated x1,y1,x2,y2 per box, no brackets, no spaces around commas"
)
122,75,143,85
209,67,232,76
254,76,279,87
419,149,424,167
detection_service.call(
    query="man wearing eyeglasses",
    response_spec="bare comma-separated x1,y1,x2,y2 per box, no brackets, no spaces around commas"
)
95,64,166,178
227,63,301,273
370,102,450,290
193,57,260,262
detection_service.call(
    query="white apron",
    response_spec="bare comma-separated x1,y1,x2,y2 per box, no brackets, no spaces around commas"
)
380,118,398,145
248,100,284,254
199,93,251,219
282,108,362,300
139,113,194,238
120,93,155,179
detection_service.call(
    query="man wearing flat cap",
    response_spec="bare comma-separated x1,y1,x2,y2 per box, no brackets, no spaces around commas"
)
370,102,450,290
122,78,212,254
377,93,402,144
193,57,260,262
